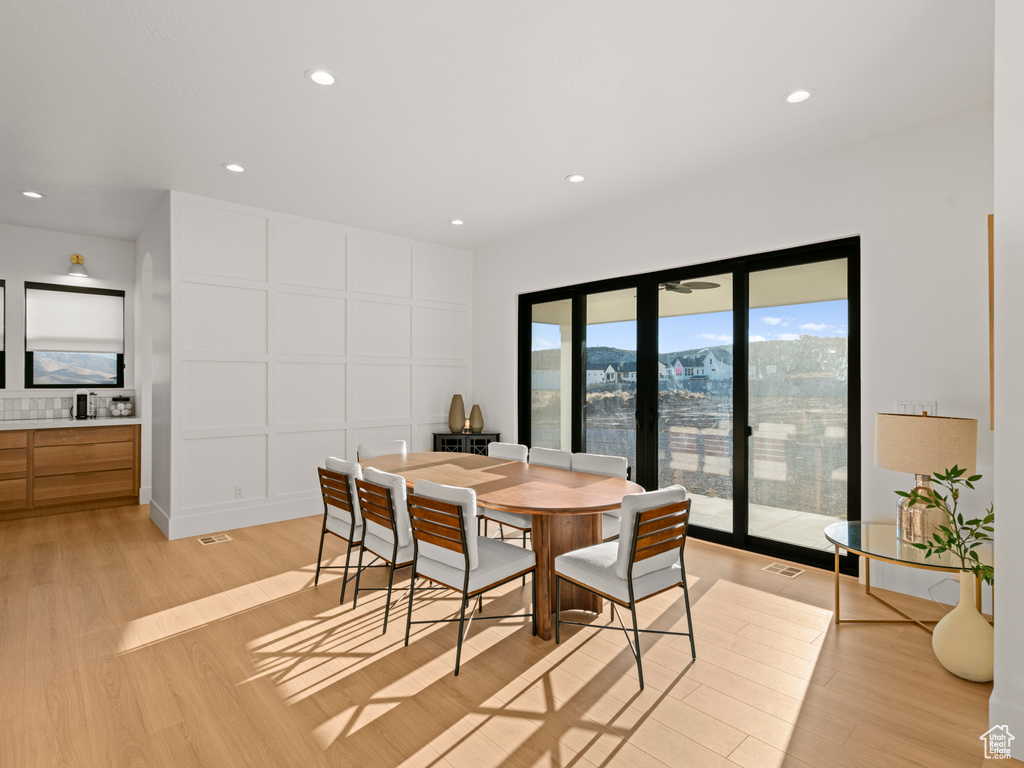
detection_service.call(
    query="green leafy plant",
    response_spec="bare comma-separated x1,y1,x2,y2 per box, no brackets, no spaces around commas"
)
898,465,994,586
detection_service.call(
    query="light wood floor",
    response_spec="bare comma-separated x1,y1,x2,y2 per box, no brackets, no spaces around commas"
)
0,505,995,767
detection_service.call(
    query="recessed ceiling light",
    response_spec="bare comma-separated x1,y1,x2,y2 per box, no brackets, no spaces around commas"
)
450,219,464,226
305,69,336,86
783,89,814,104
565,174,585,183
222,163,245,173
20,190,45,198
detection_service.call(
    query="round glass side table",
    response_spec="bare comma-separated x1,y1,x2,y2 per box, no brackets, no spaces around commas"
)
823,521,991,633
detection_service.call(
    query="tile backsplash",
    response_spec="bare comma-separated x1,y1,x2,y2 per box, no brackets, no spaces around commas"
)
0,394,134,420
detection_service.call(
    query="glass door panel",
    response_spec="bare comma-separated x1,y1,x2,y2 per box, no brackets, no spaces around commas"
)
748,259,849,551
657,274,734,532
584,289,637,472
530,299,572,450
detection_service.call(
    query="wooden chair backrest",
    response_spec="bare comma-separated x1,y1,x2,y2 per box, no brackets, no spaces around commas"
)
407,493,467,558
355,478,396,533
630,499,691,565
319,467,356,518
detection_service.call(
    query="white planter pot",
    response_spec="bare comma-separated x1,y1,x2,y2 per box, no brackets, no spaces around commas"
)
931,571,993,682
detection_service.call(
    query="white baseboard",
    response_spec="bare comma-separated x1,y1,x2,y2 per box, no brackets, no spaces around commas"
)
990,697,1024,762
149,500,171,538
139,486,152,505
166,496,320,540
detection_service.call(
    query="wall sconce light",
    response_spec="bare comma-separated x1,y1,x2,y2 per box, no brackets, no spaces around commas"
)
68,253,88,278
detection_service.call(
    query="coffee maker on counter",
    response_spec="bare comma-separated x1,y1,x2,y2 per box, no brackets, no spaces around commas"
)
73,389,96,420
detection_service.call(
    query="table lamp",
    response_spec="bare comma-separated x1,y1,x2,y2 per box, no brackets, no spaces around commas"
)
875,413,977,544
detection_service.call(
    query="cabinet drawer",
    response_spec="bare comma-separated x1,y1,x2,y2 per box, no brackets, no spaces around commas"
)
34,469,136,506
34,442,134,477
0,478,27,510
34,425,137,448
0,431,28,450
0,447,28,479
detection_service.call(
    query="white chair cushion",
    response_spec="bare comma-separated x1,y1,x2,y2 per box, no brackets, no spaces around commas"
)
487,442,528,462
362,529,415,566
480,508,532,530
325,456,362,525
357,440,408,460
572,452,628,478
325,515,362,542
417,535,536,593
412,480,479,571
362,467,412,548
555,541,683,604
601,513,620,541
529,446,572,470
616,486,688,580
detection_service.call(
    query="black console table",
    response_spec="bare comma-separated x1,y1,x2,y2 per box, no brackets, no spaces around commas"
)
432,432,501,455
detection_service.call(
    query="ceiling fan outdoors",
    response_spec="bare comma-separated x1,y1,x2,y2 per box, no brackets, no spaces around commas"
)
660,281,721,294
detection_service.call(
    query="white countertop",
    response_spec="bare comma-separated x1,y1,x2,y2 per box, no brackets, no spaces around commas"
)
0,417,142,431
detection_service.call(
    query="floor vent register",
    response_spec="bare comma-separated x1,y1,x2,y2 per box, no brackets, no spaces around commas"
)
197,533,233,545
762,562,805,579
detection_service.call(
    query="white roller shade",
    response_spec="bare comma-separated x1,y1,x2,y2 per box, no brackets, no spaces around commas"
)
25,286,124,353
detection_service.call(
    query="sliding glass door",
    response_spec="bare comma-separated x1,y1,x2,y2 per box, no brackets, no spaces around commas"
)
518,238,859,571
747,259,849,552
657,273,734,533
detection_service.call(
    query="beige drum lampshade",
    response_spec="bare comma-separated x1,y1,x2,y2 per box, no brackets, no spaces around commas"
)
875,413,978,543
875,414,977,476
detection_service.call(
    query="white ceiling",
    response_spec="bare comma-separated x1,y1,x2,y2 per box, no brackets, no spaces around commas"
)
0,1,993,248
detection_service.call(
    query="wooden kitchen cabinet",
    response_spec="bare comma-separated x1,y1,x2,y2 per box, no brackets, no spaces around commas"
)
0,424,141,521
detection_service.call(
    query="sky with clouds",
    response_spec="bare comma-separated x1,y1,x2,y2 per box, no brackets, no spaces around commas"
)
533,300,848,352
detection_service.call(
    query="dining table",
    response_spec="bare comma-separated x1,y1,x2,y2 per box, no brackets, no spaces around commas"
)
360,450,644,640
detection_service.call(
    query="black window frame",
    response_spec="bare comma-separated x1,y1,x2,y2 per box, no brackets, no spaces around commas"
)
517,237,861,575
24,281,125,389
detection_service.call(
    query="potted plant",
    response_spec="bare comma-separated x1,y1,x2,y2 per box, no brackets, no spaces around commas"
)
899,465,994,682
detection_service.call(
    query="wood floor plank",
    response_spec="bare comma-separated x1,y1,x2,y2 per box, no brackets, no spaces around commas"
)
1,504,998,768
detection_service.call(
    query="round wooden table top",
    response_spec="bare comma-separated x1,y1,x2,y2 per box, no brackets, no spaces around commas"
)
360,451,643,515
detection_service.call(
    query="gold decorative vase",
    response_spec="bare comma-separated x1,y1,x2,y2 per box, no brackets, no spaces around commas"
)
469,404,484,433
448,395,466,434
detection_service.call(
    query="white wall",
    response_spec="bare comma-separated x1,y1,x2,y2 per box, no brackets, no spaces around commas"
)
473,106,994,606
161,192,472,539
991,0,1024,753
0,221,135,393
135,195,171,524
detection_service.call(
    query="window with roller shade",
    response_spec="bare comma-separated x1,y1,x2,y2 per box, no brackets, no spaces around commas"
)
25,282,124,388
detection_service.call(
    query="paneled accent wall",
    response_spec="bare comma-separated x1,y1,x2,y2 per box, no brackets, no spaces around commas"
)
165,193,471,538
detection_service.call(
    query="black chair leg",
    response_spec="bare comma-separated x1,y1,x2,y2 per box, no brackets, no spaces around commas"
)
532,573,538,636
352,544,366,609
314,523,327,586
630,603,644,690
681,567,696,658
521,530,528,585
454,596,469,676
555,577,562,644
339,538,356,604
404,567,418,647
382,564,397,634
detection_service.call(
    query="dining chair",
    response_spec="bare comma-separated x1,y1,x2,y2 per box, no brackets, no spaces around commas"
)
571,452,629,541
405,479,537,675
356,439,408,461
554,485,695,690
529,446,572,470
315,458,364,603
479,442,530,545
352,467,415,633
